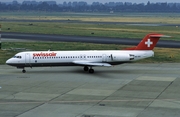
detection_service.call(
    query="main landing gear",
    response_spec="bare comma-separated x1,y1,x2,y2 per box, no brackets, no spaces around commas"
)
84,66,94,73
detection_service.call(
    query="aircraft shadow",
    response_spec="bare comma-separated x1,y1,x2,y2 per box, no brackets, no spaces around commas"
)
12,68,143,79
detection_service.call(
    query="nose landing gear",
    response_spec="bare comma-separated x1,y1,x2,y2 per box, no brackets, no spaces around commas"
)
22,68,26,73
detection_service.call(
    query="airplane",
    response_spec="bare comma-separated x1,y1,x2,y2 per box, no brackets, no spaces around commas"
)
6,33,169,73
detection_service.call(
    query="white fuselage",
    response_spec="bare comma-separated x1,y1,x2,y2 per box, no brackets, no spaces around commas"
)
6,50,154,68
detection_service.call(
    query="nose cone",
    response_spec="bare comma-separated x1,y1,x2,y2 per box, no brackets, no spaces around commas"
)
6,59,12,65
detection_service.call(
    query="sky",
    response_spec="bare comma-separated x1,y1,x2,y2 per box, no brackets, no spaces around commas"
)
1,0,180,4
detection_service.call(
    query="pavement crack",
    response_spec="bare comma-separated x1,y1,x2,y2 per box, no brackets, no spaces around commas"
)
136,79,175,117
15,102,45,117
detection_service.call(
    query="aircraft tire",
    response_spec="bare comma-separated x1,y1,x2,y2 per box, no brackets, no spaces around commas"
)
84,66,89,71
89,69,94,73
22,69,26,73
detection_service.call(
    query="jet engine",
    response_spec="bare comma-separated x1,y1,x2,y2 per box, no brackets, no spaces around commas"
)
111,53,134,61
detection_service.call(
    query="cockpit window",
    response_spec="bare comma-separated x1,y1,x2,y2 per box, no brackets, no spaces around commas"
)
13,56,22,59
17,56,22,58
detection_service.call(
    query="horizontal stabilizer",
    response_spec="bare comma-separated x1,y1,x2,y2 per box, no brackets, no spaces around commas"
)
149,35,171,38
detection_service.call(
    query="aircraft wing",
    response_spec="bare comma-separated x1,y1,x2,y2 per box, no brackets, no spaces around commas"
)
72,61,112,67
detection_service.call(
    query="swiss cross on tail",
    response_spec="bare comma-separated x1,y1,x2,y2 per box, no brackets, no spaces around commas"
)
145,39,153,47
126,33,170,50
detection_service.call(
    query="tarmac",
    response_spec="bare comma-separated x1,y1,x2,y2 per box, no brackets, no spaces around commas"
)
0,63,180,117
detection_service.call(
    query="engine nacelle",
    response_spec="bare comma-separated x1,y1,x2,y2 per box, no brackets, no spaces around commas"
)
111,53,134,61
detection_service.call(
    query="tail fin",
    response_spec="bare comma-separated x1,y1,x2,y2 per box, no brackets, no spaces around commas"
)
126,33,170,50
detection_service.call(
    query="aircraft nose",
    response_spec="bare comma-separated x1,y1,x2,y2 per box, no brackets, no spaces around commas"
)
6,59,12,65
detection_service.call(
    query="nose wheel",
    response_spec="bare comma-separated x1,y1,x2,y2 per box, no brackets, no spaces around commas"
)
22,69,26,73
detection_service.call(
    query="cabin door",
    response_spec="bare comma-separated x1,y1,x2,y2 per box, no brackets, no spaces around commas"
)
25,53,31,66
102,54,107,62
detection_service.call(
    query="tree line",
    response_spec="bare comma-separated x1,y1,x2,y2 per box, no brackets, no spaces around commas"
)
0,1,180,12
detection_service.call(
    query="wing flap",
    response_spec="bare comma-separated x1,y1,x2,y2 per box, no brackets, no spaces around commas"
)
72,61,112,67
